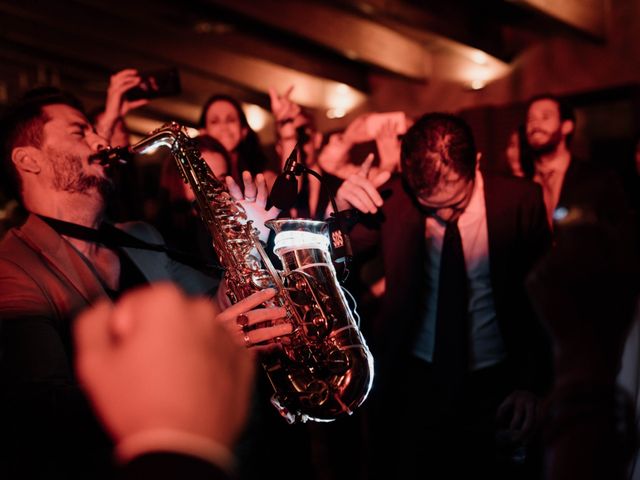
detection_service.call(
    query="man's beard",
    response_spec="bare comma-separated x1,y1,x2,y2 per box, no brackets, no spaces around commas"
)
49,150,114,200
528,127,563,155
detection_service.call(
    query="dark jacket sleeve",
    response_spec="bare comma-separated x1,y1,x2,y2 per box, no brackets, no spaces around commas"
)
516,181,554,393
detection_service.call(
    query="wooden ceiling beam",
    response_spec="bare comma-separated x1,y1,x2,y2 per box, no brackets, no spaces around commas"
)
205,0,432,81
76,0,369,92
327,0,511,62
0,1,367,114
505,0,606,40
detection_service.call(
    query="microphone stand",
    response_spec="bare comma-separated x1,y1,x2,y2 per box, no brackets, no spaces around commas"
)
276,133,353,281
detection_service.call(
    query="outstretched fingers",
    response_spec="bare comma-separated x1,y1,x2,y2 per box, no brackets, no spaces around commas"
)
225,175,243,200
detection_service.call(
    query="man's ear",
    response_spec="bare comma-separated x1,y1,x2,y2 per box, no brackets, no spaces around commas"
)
476,151,482,168
12,146,42,174
561,119,575,137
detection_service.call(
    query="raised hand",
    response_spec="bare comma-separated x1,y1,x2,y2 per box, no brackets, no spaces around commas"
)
334,153,391,213
269,85,301,126
342,114,371,145
375,120,402,173
225,171,280,242
95,69,148,143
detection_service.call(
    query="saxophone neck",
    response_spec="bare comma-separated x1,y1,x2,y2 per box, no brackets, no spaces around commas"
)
90,123,187,167
130,123,184,154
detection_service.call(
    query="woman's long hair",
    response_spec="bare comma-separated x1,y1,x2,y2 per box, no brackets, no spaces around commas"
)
198,93,270,178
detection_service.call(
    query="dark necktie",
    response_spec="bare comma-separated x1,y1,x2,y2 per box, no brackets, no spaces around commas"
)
433,220,470,398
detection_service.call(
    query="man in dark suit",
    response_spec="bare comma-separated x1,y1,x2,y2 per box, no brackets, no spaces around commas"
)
0,88,287,479
334,112,552,479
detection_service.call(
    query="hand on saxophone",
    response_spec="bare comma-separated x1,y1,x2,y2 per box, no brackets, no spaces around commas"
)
216,287,292,351
333,153,391,214
226,171,280,242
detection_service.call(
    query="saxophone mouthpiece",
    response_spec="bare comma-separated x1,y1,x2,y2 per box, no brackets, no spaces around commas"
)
89,146,132,167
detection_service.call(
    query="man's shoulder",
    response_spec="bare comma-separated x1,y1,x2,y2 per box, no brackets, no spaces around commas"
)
0,228,52,313
0,230,35,274
0,224,37,262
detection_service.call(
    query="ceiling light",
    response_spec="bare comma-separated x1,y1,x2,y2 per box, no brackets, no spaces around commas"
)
469,79,486,90
470,50,488,65
325,83,361,118
243,103,269,131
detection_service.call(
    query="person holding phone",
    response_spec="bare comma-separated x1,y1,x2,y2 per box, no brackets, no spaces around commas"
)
94,69,149,147
90,69,154,223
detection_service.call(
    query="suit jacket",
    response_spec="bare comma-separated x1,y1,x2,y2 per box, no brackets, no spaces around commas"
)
0,214,218,480
559,158,631,226
349,173,552,401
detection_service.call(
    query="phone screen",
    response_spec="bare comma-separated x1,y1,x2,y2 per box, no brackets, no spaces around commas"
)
125,67,181,101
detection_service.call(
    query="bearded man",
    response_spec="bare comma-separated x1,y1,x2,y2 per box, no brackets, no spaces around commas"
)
0,88,286,480
524,94,580,226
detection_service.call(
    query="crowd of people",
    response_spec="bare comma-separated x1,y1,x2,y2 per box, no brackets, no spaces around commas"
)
0,68,638,480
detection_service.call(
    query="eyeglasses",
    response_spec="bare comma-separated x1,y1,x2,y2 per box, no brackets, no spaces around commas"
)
416,179,475,219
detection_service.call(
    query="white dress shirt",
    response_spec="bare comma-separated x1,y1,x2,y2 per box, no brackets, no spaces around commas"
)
412,171,507,371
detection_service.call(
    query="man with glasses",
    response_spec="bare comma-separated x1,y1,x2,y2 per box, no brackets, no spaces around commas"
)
335,112,552,479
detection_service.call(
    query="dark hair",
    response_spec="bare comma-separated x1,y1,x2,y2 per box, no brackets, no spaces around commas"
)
401,112,476,197
196,134,229,156
0,87,85,202
197,94,268,178
526,93,576,145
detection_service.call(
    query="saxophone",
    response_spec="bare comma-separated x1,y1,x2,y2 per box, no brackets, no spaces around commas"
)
98,123,374,423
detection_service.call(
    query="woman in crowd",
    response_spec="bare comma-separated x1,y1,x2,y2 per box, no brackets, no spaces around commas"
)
198,94,276,189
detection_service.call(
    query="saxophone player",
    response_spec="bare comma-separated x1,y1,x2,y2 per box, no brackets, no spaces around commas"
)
0,88,287,479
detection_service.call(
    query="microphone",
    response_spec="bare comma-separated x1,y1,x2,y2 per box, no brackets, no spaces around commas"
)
268,125,313,210
269,140,303,210
267,130,353,280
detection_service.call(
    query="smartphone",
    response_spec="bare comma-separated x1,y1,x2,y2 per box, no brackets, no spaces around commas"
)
365,111,407,137
125,67,181,101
